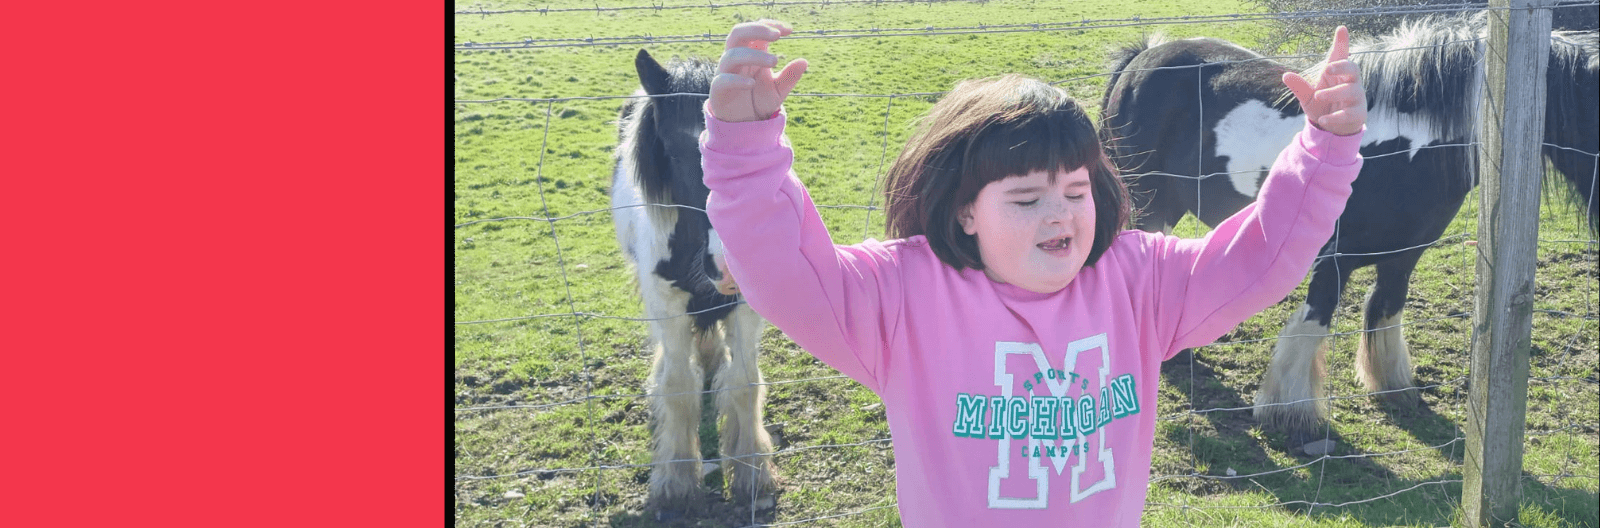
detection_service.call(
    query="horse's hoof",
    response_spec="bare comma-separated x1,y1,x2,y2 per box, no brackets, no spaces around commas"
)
654,508,685,522
765,423,787,449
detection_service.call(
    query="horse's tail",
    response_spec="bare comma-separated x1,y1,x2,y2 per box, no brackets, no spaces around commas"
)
1099,33,1165,170
1100,33,1166,121
1543,148,1600,235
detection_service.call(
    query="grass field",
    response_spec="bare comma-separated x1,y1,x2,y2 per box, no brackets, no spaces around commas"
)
453,1,1599,525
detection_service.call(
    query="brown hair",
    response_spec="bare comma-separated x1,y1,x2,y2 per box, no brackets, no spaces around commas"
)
883,74,1131,271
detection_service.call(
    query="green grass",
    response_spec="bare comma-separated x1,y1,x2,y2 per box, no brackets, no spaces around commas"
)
453,1,1599,525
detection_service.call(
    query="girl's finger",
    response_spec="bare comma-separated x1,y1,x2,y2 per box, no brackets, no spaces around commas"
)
717,47,778,74
1319,107,1363,128
710,72,757,94
725,20,791,50
772,58,810,99
1323,60,1360,82
757,19,794,36
1313,83,1364,105
1283,72,1315,109
1327,26,1351,63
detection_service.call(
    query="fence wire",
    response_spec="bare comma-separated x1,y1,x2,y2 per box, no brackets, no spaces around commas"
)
453,2,1519,49
454,2,1600,525
458,0,994,16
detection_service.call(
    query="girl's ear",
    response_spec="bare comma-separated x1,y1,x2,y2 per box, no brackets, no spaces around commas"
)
958,205,977,235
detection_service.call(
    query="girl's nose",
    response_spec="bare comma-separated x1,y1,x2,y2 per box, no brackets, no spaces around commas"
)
1045,198,1070,224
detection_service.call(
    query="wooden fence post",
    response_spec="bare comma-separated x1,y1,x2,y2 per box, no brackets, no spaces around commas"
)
1463,0,1553,526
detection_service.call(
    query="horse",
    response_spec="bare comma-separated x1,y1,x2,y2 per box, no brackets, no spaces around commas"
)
611,49,777,516
1099,14,1599,449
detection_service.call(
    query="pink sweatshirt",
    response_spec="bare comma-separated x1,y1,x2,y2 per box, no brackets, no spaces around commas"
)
701,110,1361,526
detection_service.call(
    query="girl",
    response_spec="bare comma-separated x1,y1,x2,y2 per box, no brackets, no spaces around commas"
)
702,20,1365,525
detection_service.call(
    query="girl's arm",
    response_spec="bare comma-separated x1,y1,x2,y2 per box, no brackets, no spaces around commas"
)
1156,126,1362,353
702,21,901,391
1156,26,1367,353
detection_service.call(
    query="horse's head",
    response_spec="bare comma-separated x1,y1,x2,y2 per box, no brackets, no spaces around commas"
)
634,50,714,206
628,50,742,299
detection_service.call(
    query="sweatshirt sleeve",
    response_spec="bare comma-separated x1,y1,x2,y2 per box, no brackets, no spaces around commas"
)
700,108,901,392
1152,122,1364,358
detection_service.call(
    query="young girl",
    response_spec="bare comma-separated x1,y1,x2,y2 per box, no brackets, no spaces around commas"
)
702,20,1366,525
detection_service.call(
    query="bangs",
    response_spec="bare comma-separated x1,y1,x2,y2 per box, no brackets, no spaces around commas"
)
958,85,1104,192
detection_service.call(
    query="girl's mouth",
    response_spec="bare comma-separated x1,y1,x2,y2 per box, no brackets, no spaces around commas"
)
1038,237,1070,251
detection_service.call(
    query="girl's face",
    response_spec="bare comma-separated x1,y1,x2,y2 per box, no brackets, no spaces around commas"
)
958,167,1096,293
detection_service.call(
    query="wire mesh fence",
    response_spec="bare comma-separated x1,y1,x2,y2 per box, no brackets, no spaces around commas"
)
453,0,1599,525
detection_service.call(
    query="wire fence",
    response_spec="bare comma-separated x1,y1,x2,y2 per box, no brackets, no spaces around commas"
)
452,1,1504,49
457,0,996,16
453,1,1600,525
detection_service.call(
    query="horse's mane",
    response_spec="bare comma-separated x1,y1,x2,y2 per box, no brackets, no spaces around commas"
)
1545,28,1599,145
1341,13,1598,232
1550,27,1599,75
1347,14,1488,145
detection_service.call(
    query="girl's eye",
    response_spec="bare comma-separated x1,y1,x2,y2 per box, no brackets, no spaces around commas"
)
1066,194,1087,202
1013,199,1039,207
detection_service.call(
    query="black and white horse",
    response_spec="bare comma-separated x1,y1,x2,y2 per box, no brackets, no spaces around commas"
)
1100,15,1598,448
612,49,776,515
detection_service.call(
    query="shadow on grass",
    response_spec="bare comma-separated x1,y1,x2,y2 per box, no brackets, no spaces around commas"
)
1284,471,1597,527
1159,348,1378,480
1514,474,1600,527
602,455,785,527
605,495,781,528
1159,351,1598,527
1381,388,1468,464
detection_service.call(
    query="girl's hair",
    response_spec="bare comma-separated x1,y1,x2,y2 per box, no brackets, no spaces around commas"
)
883,74,1131,271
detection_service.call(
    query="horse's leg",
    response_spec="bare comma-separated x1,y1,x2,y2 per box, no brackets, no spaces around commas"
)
1255,256,1351,448
712,303,776,509
643,283,704,516
1356,249,1423,408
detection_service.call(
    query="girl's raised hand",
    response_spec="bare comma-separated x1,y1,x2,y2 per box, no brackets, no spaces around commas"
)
709,20,809,123
1284,26,1367,137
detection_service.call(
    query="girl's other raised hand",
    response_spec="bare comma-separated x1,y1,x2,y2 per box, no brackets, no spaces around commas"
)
709,20,809,123
1284,26,1367,137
